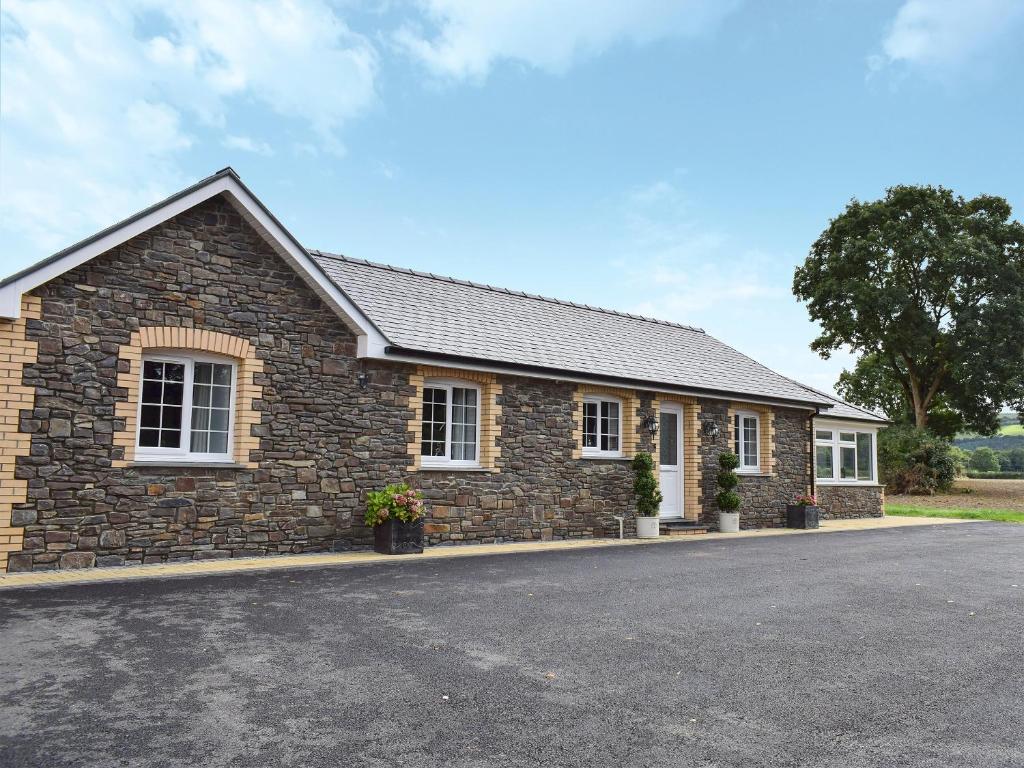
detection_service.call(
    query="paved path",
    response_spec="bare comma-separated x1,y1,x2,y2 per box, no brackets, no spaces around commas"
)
0,515,966,590
2,520,1021,767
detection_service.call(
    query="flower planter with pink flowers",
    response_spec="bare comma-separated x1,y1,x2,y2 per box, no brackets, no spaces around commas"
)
365,484,426,555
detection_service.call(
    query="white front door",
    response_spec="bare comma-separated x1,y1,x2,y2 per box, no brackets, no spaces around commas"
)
659,405,683,519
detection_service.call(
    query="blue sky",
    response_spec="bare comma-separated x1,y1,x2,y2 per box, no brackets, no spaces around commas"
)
1,0,1022,394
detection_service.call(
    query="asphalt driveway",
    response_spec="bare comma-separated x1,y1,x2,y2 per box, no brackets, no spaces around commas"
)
1,522,1022,768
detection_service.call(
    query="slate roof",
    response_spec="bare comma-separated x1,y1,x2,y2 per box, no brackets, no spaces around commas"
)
311,252,860,410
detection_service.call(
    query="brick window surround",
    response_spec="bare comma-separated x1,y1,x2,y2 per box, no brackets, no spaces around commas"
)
572,385,641,459
0,296,41,572
407,366,502,472
113,328,264,468
727,402,776,476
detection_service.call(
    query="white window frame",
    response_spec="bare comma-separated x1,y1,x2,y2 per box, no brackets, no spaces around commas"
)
135,353,237,464
581,395,623,458
814,422,878,485
733,410,761,473
420,379,482,469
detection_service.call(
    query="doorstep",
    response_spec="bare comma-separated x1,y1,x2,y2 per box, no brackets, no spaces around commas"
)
0,515,972,591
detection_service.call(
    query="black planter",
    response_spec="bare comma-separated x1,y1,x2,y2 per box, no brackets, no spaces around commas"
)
786,504,820,529
373,518,424,555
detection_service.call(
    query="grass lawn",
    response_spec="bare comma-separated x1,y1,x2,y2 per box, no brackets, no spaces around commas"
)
1001,423,1023,436
886,505,1024,523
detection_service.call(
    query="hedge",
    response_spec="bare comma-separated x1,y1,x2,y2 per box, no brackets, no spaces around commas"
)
963,471,1024,480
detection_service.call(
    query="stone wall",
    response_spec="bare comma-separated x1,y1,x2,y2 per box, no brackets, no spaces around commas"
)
698,401,811,530
816,485,884,519
412,379,657,544
6,196,412,571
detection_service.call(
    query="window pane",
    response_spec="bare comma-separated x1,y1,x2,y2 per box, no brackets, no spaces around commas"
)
142,380,163,404
194,362,212,384
659,412,678,466
208,431,228,454
839,431,856,443
212,364,232,386
857,433,872,480
600,401,620,453
421,388,447,458
815,429,833,441
816,445,834,479
163,382,184,406
840,446,856,479
139,360,187,451
583,401,598,448
451,387,478,462
734,414,741,456
161,406,182,430
211,386,230,408
742,416,758,467
190,430,209,453
140,405,161,429
193,385,211,407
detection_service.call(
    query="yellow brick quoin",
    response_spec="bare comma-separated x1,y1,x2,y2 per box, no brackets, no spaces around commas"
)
112,327,265,468
0,296,41,572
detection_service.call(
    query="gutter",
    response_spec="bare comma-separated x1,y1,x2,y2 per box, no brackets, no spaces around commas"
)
382,345,835,412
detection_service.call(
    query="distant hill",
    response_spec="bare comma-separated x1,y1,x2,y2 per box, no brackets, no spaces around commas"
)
955,413,1024,451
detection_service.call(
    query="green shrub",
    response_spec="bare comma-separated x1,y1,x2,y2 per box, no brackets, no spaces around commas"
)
968,446,1001,472
716,452,741,512
878,426,958,494
631,452,663,517
963,470,1024,480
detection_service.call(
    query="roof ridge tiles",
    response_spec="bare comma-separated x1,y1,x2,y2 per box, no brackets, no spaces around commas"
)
312,250,706,333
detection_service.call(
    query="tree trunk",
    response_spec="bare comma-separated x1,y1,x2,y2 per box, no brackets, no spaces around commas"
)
914,401,929,429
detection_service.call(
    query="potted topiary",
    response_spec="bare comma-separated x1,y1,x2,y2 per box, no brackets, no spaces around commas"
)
631,451,663,538
365,483,426,554
716,452,741,533
786,493,820,529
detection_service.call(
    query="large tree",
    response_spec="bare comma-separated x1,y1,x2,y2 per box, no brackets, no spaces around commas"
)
793,185,1024,435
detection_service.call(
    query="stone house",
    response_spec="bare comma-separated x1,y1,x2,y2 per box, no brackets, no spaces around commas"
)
0,169,885,572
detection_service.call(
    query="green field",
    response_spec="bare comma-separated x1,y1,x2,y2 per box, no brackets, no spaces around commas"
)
1002,423,1024,436
886,505,1024,524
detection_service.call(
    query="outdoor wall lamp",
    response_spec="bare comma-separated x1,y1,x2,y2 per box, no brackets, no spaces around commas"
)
701,420,720,438
356,371,370,389
642,414,659,435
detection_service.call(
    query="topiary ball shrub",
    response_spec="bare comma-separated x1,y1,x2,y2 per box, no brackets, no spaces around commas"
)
716,451,741,512
631,451,663,517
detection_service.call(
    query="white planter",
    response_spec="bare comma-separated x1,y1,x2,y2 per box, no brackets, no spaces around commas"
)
636,516,660,538
718,511,740,533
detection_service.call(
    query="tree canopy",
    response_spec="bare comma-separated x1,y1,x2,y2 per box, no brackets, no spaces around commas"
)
793,185,1024,435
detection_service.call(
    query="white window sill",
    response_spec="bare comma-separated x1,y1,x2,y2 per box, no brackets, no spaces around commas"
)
816,480,882,487
580,453,630,461
736,468,763,475
130,460,243,469
418,464,490,473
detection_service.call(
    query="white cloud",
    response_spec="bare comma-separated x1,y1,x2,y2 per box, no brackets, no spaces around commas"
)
223,135,274,156
395,0,738,81
0,0,376,254
872,0,1024,73
612,180,855,396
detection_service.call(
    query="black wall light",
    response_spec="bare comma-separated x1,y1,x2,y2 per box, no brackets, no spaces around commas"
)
701,419,721,438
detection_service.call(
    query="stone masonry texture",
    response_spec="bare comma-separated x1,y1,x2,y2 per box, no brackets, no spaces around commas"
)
815,485,884,519
3,193,880,571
